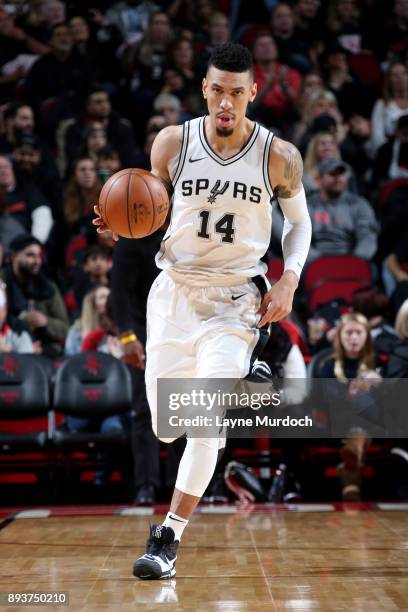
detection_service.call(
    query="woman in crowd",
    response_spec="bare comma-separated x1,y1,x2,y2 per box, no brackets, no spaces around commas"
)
303,131,341,193
64,285,110,356
63,157,102,235
126,11,173,94
293,89,346,151
303,129,357,194
369,62,408,156
81,293,122,359
78,124,108,165
319,313,382,501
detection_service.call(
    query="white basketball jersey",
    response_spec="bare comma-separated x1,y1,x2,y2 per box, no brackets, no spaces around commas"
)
156,116,275,286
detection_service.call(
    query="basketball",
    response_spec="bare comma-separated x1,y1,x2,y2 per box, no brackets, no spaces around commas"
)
98,168,169,238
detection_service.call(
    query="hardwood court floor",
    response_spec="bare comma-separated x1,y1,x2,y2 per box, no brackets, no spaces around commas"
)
1,508,408,611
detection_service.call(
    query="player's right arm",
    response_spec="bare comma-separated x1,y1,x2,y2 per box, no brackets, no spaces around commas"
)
150,124,183,196
94,126,180,251
93,125,183,239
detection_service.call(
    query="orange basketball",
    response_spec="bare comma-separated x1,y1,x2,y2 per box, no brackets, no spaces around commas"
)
98,168,169,239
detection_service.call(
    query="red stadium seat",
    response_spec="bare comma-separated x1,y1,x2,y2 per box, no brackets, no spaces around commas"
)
303,256,372,311
378,178,408,207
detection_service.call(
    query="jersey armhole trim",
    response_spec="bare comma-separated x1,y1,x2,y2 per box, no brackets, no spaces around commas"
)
171,121,190,188
262,131,274,202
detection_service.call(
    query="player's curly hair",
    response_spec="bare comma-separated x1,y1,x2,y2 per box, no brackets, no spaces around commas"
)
207,42,253,75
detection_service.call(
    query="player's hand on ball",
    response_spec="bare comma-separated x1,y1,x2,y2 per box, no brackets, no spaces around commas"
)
92,205,119,241
257,271,298,327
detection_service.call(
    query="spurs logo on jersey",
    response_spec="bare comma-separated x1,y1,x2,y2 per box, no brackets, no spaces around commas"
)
156,116,275,285
181,179,262,204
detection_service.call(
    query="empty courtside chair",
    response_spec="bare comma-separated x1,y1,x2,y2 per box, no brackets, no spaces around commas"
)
0,354,50,493
52,352,132,452
0,353,50,453
303,255,372,311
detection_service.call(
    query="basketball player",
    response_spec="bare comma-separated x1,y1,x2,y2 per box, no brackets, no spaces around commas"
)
93,43,311,579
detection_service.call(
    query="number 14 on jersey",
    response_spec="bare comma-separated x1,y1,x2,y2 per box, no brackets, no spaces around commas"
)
197,210,235,244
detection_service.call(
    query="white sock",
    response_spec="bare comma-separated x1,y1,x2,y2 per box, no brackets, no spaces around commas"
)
163,512,188,541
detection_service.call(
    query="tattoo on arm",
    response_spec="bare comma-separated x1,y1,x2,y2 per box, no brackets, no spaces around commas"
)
272,142,303,199
273,184,291,199
283,143,303,190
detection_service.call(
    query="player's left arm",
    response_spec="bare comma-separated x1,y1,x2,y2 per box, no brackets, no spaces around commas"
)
257,137,312,327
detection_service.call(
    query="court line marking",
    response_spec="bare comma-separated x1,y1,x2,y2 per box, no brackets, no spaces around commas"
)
248,524,279,611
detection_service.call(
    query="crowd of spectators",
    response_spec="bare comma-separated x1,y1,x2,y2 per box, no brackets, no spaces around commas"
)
0,0,407,502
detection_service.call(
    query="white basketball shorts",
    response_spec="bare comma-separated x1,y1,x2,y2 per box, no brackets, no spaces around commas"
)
145,270,270,440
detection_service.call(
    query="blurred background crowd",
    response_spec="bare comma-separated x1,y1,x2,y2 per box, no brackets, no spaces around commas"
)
0,0,408,506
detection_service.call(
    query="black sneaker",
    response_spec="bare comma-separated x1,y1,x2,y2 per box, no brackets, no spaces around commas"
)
133,525,179,580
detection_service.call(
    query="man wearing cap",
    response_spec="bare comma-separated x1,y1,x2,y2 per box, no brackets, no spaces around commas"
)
307,158,378,261
2,234,69,356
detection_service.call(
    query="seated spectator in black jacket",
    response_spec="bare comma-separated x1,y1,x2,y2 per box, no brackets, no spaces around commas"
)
68,14,123,87
12,133,63,220
340,114,373,198
3,234,69,356
23,22,93,117
48,156,103,278
63,88,140,169
63,157,102,236
386,299,408,378
71,245,112,311
0,155,53,243
0,102,35,155
373,114,408,192
270,2,312,74
306,158,378,261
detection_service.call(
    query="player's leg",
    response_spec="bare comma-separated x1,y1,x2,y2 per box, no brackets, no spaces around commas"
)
133,276,269,580
133,272,197,579
163,280,270,537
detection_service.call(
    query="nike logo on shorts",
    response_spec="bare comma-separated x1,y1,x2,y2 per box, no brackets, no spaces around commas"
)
189,156,207,163
231,293,246,301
